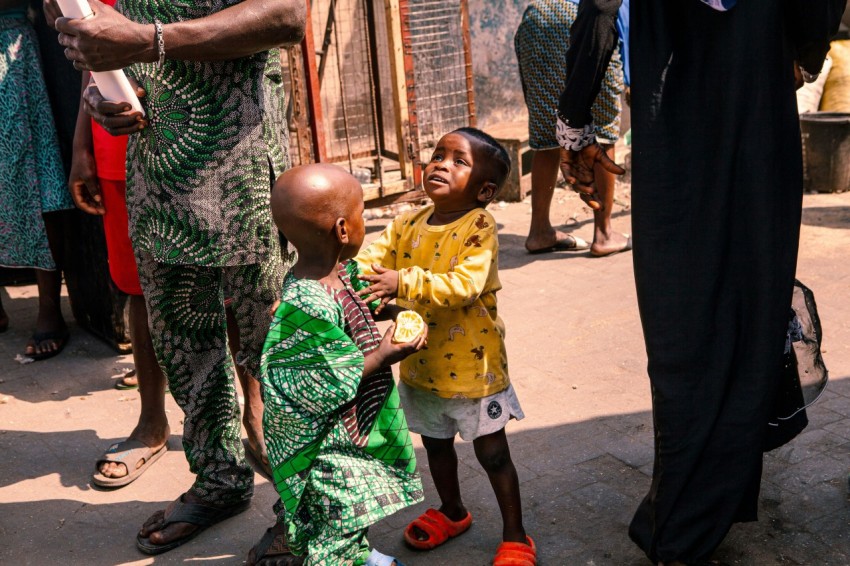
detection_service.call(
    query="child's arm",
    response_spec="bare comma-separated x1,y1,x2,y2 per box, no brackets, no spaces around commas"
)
362,323,427,377
352,218,401,313
354,217,399,275
398,224,498,308
70,71,105,216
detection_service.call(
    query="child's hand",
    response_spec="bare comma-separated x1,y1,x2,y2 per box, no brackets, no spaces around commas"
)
375,322,428,367
359,264,399,314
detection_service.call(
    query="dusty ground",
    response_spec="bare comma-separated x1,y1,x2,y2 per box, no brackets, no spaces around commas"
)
1,186,849,565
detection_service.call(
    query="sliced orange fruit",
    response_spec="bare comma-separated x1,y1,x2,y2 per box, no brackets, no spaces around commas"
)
393,310,425,343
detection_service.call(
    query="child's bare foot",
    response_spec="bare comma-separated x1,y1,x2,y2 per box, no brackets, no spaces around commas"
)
247,523,304,566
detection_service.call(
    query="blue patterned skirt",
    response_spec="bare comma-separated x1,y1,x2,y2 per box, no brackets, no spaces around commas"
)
0,12,72,270
514,0,624,149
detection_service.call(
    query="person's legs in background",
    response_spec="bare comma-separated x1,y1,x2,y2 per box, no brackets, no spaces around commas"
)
25,210,69,358
516,3,589,254
589,143,631,256
525,147,589,253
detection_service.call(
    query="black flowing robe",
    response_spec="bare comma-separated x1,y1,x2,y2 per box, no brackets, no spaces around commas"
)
628,0,843,562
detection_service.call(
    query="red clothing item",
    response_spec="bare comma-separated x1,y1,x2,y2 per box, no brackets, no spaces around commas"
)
99,179,142,295
91,123,128,181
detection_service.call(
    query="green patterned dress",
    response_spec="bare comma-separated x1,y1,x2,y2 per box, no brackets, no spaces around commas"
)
0,7,73,270
261,266,423,565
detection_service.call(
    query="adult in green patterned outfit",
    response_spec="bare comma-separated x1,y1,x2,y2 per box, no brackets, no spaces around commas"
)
249,164,424,566
45,0,306,555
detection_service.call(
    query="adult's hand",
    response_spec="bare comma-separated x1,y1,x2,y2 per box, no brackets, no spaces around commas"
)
69,144,105,216
54,0,304,67
559,143,625,211
43,0,62,28
55,0,154,72
83,79,147,136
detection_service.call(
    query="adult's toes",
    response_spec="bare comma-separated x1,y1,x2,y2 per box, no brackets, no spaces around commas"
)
100,462,128,478
139,510,166,536
149,522,198,545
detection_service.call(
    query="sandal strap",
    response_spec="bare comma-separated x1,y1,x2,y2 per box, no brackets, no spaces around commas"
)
161,497,250,529
494,536,537,566
409,513,450,545
95,439,152,467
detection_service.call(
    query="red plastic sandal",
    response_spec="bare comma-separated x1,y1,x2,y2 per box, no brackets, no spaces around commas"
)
493,535,537,566
403,508,473,550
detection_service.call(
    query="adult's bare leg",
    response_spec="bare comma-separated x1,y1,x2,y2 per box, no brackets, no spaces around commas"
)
98,294,170,479
590,144,630,257
525,148,586,253
25,211,67,357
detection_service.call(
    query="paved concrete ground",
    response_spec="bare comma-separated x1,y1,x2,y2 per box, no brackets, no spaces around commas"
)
1,187,849,565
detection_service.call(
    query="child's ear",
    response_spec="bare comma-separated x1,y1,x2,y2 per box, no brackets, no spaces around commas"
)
477,182,497,203
335,217,349,244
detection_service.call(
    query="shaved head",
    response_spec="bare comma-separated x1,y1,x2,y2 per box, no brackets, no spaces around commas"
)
271,164,364,252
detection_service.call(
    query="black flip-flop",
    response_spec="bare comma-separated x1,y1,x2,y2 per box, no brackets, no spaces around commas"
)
136,495,251,555
26,329,69,361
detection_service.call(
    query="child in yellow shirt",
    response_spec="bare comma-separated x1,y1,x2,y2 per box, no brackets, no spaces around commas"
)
355,128,536,566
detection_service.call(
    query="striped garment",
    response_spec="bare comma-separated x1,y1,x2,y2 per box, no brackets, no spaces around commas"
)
516,0,624,148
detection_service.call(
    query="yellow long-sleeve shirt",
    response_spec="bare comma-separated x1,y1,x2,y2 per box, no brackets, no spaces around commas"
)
355,206,509,399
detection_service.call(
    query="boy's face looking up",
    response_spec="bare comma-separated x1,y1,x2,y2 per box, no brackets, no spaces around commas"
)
424,132,497,213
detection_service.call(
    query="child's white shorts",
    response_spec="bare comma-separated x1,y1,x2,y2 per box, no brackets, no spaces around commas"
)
398,381,525,441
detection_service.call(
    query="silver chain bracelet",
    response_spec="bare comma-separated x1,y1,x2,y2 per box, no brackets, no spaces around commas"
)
154,21,165,67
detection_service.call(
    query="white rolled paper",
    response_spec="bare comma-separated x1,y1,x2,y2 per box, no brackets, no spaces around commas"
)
55,0,144,114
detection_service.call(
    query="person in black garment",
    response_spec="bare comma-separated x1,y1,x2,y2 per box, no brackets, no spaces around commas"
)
556,1,844,564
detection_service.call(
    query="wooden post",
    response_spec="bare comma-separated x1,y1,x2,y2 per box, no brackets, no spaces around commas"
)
395,0,422,187
384,0,415,187
460,0,476,128
285,45,314,166
302,0,327,162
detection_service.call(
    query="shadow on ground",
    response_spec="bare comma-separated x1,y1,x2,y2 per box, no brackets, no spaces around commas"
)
3,396,848,565
0,429,183,491
801,206,850,229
